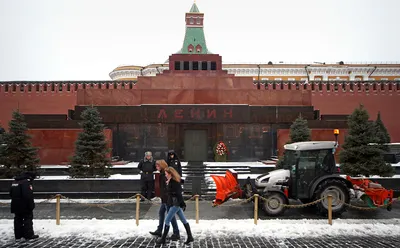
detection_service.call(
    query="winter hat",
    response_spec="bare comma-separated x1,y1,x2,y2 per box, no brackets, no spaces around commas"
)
145,151,152,156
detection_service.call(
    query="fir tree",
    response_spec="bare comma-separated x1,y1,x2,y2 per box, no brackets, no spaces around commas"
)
70,106,111,178
276,115,311,169
374,111,391,152
339,105,394,177
288,115,311,143
0,110,39,179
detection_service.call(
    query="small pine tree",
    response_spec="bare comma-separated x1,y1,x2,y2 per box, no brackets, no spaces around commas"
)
339,105,394,177
70,106,111,178
374,111,391,152
0,110,40,179
276,115,311,169
289,115,311,143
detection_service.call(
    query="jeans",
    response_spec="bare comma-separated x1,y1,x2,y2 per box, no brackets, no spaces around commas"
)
158,203,179,235
165,206,188,227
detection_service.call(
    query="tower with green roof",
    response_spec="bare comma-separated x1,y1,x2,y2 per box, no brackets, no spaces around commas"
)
178,2,211,54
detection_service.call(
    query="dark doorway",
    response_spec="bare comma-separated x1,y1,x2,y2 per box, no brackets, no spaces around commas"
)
184,130,208,161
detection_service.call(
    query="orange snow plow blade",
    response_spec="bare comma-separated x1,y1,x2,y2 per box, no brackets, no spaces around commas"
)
346,176,394,208
211,170,243,206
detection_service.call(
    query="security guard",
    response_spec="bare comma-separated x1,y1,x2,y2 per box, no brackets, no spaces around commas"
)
9,171,39,241
138,151,156,201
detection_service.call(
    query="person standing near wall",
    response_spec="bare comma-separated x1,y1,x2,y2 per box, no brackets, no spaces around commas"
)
149,160,180,241
167,150,182,176
138,151,156,201
9,172,39,241
156,167,194,245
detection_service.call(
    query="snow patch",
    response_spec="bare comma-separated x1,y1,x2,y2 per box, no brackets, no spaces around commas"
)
0,197,164,204
204,162,272,168
0,219,399,242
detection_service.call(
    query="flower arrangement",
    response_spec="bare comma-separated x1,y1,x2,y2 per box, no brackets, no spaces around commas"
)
214,141,228,162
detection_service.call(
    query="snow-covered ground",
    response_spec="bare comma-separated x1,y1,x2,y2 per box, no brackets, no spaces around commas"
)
0,197,162,204
40,161,276,169
1,219,399,241
32,174,142,180
40,161,400,168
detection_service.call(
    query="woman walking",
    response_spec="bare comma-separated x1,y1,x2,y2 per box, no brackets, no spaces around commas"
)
156,167,194,245
149,160,180,241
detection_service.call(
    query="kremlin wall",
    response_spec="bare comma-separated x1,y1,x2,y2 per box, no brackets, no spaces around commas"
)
0,3,399,165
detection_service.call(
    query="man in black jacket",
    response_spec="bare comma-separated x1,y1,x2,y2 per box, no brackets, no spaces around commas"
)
9,171,39,241
167,150,182,176
138,151,156,201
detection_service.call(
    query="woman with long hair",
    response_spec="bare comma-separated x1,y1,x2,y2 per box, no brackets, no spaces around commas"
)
156,167,194,245
149,160,180,240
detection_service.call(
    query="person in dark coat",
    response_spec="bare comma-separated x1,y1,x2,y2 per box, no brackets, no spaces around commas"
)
149,160,180,240
138,151,156,200
167,150,182,176
9,171,39,241
156,167,194,245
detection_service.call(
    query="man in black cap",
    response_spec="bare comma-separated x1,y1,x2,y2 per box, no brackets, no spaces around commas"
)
138,151,156,201
9,171,39,241
167,150,182,176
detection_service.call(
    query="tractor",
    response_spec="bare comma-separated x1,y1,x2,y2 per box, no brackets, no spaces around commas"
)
211,130,394,217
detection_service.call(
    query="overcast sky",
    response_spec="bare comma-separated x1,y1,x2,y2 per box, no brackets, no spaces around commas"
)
0,0,399,81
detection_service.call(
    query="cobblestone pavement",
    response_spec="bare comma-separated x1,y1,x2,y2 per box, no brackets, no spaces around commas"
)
1,235,399,248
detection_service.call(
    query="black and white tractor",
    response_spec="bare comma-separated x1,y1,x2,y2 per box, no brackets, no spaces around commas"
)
246,141,352,216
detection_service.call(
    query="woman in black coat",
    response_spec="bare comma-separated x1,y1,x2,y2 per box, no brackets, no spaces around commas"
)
156,167,194,245
149,160,180,240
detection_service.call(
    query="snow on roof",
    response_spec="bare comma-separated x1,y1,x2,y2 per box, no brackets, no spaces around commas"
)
285,141,337,151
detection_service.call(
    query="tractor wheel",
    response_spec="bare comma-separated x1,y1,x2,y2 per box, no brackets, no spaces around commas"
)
313,179,350,217
262,192,287,216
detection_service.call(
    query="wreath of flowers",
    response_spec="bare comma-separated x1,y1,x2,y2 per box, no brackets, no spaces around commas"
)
215,141,228,156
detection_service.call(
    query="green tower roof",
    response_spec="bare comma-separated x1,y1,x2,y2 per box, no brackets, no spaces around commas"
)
180,27,210,54
189,3,200,13
178,3,211,54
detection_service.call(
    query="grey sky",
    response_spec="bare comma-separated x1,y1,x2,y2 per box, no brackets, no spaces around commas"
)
0,0,399,81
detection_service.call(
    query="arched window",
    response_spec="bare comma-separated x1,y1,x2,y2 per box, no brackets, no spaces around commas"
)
188,44,194,53
196,44,202,53
189,17,194,24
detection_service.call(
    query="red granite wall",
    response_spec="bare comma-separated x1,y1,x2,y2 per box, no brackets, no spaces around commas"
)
312,90,400,143
0,84,77,130
76,74,312,106
27,129,113,165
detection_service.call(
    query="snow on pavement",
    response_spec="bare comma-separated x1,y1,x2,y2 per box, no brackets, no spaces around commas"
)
0,219,399,242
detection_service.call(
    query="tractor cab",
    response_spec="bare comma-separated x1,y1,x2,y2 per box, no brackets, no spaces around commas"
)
282,141,338,200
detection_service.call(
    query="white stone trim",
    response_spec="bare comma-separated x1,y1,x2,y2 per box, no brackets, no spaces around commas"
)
109,64,400,81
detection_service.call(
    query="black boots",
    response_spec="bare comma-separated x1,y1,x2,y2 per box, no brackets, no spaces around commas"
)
25,234,39,240
156,225,170,244
184,223,194,245
170,233,180,241
155,224,192,245
149,229,162,237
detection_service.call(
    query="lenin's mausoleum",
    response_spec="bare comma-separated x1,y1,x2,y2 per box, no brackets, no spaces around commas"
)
1,3,400,165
